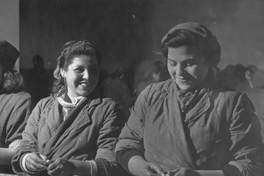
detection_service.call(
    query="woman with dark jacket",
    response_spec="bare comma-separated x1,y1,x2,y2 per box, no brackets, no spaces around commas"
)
115,22,264,176
0,39,32,173
12,40,127,176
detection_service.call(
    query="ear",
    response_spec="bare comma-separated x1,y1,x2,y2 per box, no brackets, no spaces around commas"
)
60,69,66,78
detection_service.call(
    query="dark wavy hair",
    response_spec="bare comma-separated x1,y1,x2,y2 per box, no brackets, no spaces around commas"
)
0,39,26,94
161,29,221,67
0,70,26,94
51,40,102,96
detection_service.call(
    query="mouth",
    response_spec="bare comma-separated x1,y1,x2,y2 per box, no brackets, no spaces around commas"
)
80,81,93,86
177,78,189,83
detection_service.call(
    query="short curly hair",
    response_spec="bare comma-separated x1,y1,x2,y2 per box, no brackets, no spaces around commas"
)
161,22,221,67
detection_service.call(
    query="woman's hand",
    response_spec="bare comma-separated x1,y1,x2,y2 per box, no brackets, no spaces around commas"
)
47,158,75,176
167,168,200,176
25,153,49,173
128,155,163,176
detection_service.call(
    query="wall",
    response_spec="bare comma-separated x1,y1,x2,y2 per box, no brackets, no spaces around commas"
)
19,0,264,71
19,0,152,71
0,0,19,70
148,0,264,70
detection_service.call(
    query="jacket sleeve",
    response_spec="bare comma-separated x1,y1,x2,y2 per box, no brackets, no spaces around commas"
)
224,93,264,176
94,99,128,176
115,86,151,172
5,93,32,146
12,99,43,174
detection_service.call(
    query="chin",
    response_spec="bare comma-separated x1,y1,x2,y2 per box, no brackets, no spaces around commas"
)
176,81,192,91
177,84,194,91
77,90,89,97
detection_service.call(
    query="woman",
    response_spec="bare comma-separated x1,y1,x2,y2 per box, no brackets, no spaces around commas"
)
115,22,264,176
12,40,127,176
0,39,32,173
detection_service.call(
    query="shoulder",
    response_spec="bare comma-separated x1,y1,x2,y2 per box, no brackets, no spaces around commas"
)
90,97,120,110
210,82,253,110
139,79,174,100
1,91,31,99
89,97,126,123
0,91,31,105
212,82,243,100
34,95,55,110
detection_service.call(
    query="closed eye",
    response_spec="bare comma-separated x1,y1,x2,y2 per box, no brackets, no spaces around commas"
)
168,60,177,67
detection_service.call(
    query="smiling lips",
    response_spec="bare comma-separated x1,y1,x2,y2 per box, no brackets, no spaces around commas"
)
80,81,92,86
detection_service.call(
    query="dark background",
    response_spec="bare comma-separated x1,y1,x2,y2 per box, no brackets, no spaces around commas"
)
18,1,264,134
19,0,264,71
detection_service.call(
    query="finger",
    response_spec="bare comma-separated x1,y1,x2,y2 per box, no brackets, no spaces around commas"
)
47,163,63,172
149,164,162,174
167,168,181,176
146,170,160,176
26,157,47,171
47,166,61,176
47,163,58,171
28,154,48,166
26,161,46,172
39,154,49,161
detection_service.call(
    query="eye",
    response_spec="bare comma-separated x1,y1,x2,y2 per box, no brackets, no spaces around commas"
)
74,68,84,73
185,60,196,67
168,60,177,67
186,62,194,67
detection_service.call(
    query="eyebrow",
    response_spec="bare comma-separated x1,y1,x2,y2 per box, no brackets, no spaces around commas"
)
167,57,195,62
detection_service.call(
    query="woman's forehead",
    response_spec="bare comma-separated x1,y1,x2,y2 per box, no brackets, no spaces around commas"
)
168,47,200,60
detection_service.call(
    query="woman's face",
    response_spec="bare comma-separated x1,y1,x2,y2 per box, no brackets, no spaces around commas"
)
61,55,99,98
167,46,209,91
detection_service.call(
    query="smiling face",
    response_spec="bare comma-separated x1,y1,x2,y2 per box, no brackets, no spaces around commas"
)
60,55,99,98
167,46,209,91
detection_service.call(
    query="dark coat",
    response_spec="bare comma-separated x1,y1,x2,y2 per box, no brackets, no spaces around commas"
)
12,95,126,176
0,92,31,173
116,78,264,176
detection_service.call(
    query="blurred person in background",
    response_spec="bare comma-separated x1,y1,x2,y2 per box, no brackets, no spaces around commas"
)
0,39,32,174
236,65,264,142
135,60,170,97
100,61,134,117
26,54,51,107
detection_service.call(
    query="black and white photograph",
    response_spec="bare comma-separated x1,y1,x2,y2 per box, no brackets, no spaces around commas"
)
0,0,263,175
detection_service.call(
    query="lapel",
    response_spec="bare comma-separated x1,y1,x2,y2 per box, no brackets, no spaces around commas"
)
42,97,94,157
185,88,211,124
166,82,195,169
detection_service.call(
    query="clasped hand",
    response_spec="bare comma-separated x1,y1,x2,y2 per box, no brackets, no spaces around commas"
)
25,152,74,176
166,168,200,176
138,162,199,176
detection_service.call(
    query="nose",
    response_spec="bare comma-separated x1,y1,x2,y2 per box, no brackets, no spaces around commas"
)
176,64,185,78
83,69,89,79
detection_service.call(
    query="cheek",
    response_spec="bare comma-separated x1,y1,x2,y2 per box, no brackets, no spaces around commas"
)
193,67,208,79
167,65,174,75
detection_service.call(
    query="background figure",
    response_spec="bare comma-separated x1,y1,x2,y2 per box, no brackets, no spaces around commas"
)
134,60,170,97
25,54,51,107
12,40,126,176
248,66,264,89
100,61,134,118
115,22,264,176
0,39,31,174
236,65,264,142
218,64,246,90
